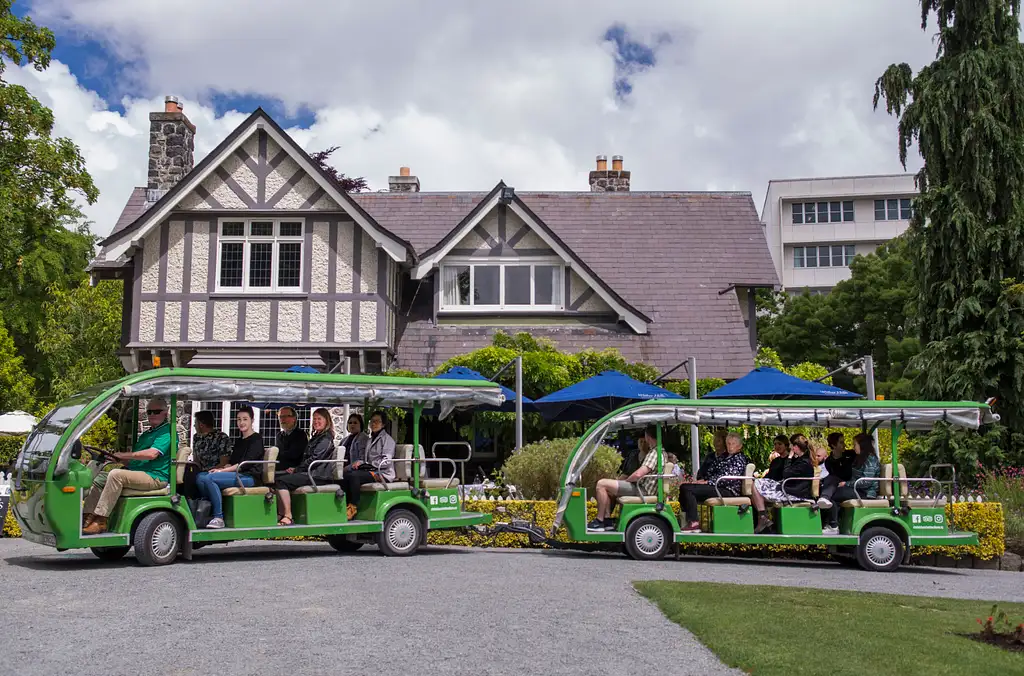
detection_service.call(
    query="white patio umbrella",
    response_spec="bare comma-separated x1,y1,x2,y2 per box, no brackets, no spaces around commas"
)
0,411,37,435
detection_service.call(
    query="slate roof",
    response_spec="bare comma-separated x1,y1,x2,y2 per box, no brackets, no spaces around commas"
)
112,187,148,237
353,190,779,378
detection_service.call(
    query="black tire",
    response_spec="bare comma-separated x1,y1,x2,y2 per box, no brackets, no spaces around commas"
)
376,508,421,557
325,535,364,553
624,515,671,561
132,511,182,566
90,546,130,562
855,526,904,572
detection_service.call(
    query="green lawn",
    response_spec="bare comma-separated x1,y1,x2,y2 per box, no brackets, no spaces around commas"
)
634,581,1024,676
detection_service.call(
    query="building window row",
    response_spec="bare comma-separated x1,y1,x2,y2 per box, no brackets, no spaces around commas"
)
874,198,913,221
440,260,564,310
793,245,856,269
791,201,854,224
217,219,304,292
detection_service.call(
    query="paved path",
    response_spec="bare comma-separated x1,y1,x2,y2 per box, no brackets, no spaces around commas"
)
0,539,1020,676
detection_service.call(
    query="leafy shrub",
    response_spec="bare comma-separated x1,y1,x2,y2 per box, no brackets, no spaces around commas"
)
980,468,1024,555
500,438,621,499
0,435,26,470
3,510,20,538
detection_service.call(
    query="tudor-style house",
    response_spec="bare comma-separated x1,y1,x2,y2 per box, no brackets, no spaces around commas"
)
90,97,779,383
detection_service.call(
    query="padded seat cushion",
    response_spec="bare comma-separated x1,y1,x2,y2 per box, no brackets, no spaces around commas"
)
421,478,460,489
122,486,170,497
618,495,658,504
361,482,410,492
704,497,752,506
294,484,341,495
222,486,271,496
906,498,948,508
841,499,889,508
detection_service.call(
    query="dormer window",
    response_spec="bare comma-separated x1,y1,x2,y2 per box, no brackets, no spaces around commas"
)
439,258,564,311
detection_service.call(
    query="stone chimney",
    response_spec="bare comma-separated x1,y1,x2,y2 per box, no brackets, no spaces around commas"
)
388,166,420,192
589,154,631,192
147,95,195,201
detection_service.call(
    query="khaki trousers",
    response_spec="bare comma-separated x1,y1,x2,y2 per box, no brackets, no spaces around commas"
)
84,469,166,517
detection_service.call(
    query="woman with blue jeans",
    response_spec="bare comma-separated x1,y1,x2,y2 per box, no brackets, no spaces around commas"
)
197,405,265,529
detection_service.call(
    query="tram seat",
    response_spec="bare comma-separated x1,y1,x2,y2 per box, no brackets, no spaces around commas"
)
618,462,676,504
294,439,346,495
361,444,413,492
222,446,278,496
407,445,463,489
884,463,947,508
122,445,191,497
703,463,756,507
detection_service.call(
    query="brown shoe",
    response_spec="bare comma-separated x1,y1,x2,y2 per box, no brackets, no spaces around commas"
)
83,513,97,528
346,504,358,521
754,514,773,534
82,516,108,535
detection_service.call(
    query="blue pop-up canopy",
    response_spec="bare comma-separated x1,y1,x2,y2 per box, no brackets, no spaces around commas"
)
702,366,861,400
533,370,677,422
419,366,534,415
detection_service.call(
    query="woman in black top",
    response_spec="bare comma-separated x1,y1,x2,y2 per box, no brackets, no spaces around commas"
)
274,408,338,526
197,405,265,529
749,437,814,533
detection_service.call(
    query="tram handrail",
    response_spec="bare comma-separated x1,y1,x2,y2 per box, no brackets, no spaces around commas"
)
306,459,349,489
430,442,472,487
710,475,749,501
389,456,461,490
234,460,278,491
637,473,676,497
851,476,946,508
778,475,815,505
928,463,957,501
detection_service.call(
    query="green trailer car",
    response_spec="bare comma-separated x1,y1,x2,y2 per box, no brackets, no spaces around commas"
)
11,367,501,566
488,398,995,572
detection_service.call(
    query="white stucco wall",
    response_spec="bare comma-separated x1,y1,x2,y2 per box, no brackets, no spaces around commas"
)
213,301,239,342
188,301,206,342
139,302,157,341
359,301,376,342
190,221,209,292
141,232,161,293
309,301,327,342
245,301,271,341
278,301,303,342
361,232,377,294
335,221,354,293
335,301,353,342
166,221,185,293
311,222,330,293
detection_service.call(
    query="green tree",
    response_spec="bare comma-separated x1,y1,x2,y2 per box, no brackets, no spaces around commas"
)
36,279,124,402
0,310,35,413
1,3,98,376
757,291,837,367
875,0,1024,463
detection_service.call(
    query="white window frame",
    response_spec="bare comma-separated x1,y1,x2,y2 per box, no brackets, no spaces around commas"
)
792,201,855,224
874,198,913,222
215,217,305,293
438,257,565,312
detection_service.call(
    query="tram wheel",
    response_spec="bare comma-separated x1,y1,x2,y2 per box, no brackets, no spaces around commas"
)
90,546,130,562
132,511,182,566
326,535,364,553
624,515,671,561
856,526,904,572
377,509,421,557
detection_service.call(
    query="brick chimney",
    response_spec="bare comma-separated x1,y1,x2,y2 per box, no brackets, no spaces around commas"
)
388,166,420,192
589,154,630,192
147,95,195,201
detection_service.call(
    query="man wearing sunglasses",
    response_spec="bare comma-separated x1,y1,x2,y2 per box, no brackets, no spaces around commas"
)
82,397,175,535
275,406,308,472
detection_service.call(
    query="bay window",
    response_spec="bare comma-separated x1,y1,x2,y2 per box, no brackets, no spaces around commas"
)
440,260,564,310
217,219,304,292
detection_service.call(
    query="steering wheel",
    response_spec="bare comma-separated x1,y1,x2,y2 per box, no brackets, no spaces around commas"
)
83,445,121,464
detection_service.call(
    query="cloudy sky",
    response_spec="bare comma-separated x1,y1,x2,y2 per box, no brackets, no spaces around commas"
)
9,0,936,237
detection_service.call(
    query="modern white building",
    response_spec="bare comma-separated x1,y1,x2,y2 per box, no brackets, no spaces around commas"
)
760,174,917,293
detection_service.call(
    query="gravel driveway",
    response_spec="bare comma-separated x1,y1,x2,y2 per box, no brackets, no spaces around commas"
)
1,538,1020,676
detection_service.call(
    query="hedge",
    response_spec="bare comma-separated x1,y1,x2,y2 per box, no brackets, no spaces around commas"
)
2,498,1004,561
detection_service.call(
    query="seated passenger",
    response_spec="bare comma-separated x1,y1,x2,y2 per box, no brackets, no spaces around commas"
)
677,432,750,533
695,429,728,481
275,406,308,472
750,436,814,533
812,440,838,511
824,433,881,534
767,434,791,464
340,413,369,470
588,425,661,531
342,411,396,520
825,432,856,483
82,398,174,535
197,405,265,529
192,410,231,472
274,407,338,526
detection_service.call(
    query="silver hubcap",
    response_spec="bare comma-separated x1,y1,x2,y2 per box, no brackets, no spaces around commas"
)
151,522,177,559
865,535,897,567
634,524,665,555
387,517,417,552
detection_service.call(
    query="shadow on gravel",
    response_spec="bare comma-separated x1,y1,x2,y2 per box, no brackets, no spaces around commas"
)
4,542,472,571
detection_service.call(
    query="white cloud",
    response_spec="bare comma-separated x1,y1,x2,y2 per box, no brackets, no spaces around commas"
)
14,0,940,236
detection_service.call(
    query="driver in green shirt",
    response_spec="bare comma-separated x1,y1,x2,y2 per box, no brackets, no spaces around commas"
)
83,398,175,535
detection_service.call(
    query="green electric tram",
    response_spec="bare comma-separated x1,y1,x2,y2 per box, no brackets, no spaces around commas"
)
11,367,501,565
487,398,995,572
